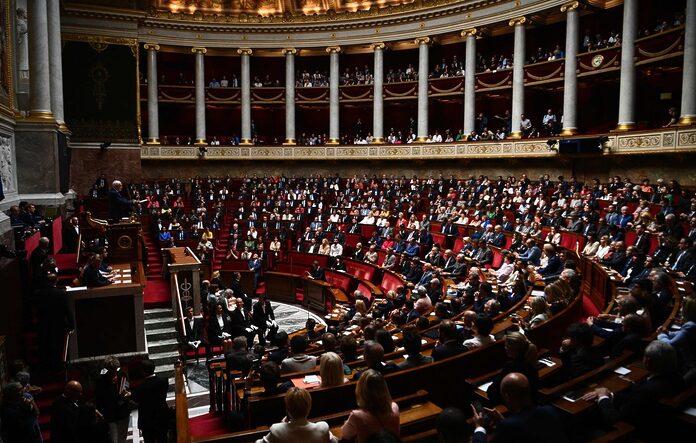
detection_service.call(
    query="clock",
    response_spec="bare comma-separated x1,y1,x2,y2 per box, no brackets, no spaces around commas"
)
591,54,604,68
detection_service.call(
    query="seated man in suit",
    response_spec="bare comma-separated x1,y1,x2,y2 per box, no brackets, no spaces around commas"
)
558,323,604,380
516,239,541,266
352,341,400,380
305,260,326,281
183,307,211,360
82,254,113,287
281,336,318,374
224,336,256,373
252,293,278,346
432,320,467,362
472,372,568,443
581,340,685,441
230,297,259,348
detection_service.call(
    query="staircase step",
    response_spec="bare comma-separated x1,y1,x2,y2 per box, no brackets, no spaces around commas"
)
148,338,180,354
149,350,180,367
144,308,174,320
154,364,176,380
144,317,176,327
146,328,178,341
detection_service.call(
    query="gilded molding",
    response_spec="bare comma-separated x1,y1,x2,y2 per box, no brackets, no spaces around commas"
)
560,1,580,12
460,28,477,37
281,48,297,55
325,46,342,53
414,37,431,45
191,47,208,54
61,32,138,47
143,43,160,51
508,16,527,27
237,48,253,55
369,42,386,51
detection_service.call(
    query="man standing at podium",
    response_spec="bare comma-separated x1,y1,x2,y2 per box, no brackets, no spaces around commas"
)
108,180,134,223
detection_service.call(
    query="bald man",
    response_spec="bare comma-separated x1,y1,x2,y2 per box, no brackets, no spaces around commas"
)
472,372,567,443
50,381,83,443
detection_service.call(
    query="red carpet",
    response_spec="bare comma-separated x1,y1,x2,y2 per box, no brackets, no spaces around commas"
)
189,412,230,439
144,278,171,307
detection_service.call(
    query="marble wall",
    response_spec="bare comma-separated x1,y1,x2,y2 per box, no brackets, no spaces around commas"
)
14,122,60,194
70,145,142,194
141,153,696,186
0,116,19,210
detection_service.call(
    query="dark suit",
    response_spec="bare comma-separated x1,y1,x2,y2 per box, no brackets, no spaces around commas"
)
309,265,326,281
230,307,258,348
252,299,277,345
477,405,568,443
208,313,233,346
601,250,627,272
62,224,80,253
132,375,170,443
441,223,457,236
431,339,466,361
108,188,133,222
36,285,74,370
30,246,49,277
559,346,604,380
50,395,80,443
632,234,651,256
538,255,562,277
490,233,506,247
184,316,210,357
82,263,111,287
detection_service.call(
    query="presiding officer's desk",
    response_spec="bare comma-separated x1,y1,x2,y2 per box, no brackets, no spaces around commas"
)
67,262,146,361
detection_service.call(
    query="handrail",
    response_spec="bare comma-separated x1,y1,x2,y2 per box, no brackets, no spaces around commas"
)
175,363,191,443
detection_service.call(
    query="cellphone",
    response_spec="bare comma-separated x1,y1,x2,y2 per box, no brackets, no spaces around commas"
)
472,400,484,414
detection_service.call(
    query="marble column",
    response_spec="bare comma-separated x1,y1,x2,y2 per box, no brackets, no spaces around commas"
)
616,0,638,130
283,48,297,145
416,37,430,141
27,0,52,119
144,44,160,144
46,0,65,129
371,42,386,143
238,48,253,145
561,1,580,135
192,47,207,145
462,29,477,135
679,0,696,125
509,17,527,139
326,46,341,144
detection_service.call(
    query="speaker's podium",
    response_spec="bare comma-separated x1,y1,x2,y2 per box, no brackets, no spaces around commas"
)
67,219,146,361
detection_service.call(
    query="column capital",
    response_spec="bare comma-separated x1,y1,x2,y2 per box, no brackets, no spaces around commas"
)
325,46,342,54
191,47,207,54
369,42,386,51
460,28,478,37
560,1,580,12
281,48,297,55
143,43,160,51
237,48,253,56
414,36,431,45
508,16,527,27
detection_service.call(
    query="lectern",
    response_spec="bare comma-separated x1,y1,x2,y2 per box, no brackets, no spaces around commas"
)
164,247,202,315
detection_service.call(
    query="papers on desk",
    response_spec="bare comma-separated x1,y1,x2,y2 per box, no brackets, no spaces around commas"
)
670,324,682,331
478,381,493,392
538,358,556,367
562,389,586,402
421,339,427,345
304,375,320,384
531,290,545,297
614,366,631,376
66,286,87,292
683,407,696,417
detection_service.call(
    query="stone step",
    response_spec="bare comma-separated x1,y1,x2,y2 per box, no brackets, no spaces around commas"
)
154,364,176,381
144,317,176,327
146,327,178,341
144,308,174,320
150,350,180,367
148,338,179,354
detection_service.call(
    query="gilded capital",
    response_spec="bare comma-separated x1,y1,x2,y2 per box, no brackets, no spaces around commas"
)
191,47,207,54
414,37,431,45
369,42,386,51
561,1,580,12
237,48,253,56
143,43,160,51
325,46,342,54
508,16,527,27
281,48,297,55
460,28,477,38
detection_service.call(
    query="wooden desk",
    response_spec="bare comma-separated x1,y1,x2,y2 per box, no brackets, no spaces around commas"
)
165,247,202,315
67,262,146,361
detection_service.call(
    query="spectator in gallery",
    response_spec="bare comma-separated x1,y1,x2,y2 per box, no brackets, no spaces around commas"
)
542,109,557,135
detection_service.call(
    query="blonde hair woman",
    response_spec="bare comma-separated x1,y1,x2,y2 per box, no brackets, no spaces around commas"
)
256,387,337,443
319,352,346,387
318,238,331,256
351,299,368,324
527,296,551,328
341,370,400,443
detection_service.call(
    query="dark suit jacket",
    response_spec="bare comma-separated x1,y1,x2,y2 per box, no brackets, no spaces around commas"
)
632,234,651,256
431,340,467,361
50,395,80,443
132,375,170,431
538,255,562,277
184,317,205,341
62,225,80,253
108,188,132,222
230,308,252,337
30,247,49,275
82,264,111,287
309,266,326,281
252,299,275,327
490,233,506,247
560,346,604,380
208,313,233,342
484,405,568,443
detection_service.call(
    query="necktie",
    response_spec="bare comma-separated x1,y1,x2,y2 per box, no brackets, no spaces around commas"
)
673,252,685,270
